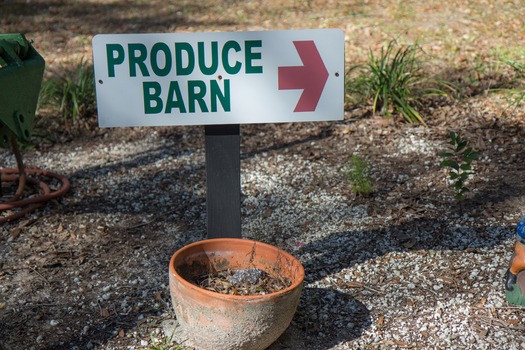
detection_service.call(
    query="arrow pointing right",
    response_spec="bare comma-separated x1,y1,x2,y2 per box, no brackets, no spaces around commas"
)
278,40,329,112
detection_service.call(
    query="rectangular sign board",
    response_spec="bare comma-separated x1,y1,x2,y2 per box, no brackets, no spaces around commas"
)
92,29,344,127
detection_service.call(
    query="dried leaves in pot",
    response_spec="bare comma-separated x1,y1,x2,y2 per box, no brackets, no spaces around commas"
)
191,268,292,296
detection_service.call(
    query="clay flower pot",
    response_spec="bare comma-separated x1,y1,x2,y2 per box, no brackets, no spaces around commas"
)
169,238,304,350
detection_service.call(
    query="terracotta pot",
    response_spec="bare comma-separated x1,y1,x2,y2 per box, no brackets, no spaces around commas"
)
169,238,304,350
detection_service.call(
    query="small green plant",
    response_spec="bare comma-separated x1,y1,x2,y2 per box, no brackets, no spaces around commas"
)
504,58,525,79
439,131,479,200
501,58,525,113
343,155,374,195
346,40,454,125
39,58,96,124
149,328,183,350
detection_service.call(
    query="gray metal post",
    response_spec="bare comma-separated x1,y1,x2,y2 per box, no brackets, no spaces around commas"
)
204,124,241,238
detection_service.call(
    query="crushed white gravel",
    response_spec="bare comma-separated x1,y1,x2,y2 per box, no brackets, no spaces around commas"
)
1,125,524,350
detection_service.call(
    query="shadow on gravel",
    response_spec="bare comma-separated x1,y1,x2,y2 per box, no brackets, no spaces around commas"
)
61,140,207,222
298,217,513,279
284,217,513,348
269,287,370,350
60,123,339,220
0,232,190,350
4,106,525,348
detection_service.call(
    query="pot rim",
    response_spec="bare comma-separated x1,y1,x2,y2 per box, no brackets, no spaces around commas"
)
169,238,305,300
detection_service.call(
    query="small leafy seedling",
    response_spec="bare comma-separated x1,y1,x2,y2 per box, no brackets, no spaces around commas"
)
439,131,479,200
343,155,374,196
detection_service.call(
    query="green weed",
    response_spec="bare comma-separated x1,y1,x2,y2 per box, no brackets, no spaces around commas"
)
501,58,525,114
439,131,479,201
343,155,374,196
39,59,96,124
149,327,183,350
346,40,455,125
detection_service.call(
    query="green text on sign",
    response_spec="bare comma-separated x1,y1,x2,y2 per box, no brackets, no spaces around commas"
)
143,79,230,114
103,40,262,115
105,40,263,78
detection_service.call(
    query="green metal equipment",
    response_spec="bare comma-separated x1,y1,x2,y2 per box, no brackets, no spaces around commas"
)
0,33,45,147
0,34,70,224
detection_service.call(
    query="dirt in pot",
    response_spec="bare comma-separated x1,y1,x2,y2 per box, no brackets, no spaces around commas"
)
191,268,292,295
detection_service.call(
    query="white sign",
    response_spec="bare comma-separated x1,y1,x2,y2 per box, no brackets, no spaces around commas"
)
92,29,344,127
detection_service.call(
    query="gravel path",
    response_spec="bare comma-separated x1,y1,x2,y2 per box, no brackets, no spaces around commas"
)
2,118,525,349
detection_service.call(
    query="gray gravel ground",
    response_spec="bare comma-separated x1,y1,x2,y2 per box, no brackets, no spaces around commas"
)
1,120,525,349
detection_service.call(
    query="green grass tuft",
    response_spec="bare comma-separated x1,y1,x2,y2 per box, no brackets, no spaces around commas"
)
345,40,455,125
501,58,525,114
39,58,96,124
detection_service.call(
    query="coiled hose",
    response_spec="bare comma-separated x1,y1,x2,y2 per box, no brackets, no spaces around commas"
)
1,135,70,224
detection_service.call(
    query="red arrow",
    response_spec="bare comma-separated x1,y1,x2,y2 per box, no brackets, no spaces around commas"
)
278,40,329,112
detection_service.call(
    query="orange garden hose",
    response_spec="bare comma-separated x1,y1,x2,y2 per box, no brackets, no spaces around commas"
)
0,168,70,224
